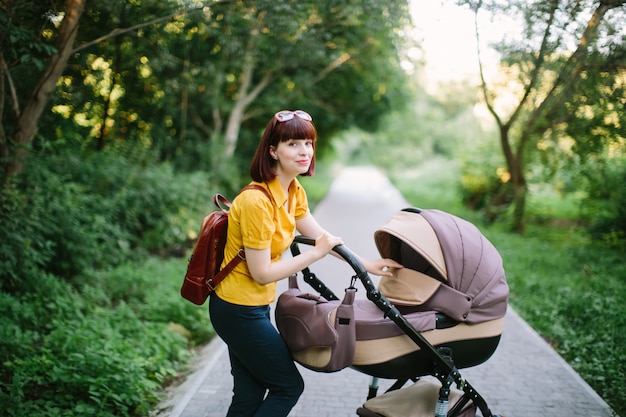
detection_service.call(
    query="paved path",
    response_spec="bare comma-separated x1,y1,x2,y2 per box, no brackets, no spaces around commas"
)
156,167,617,417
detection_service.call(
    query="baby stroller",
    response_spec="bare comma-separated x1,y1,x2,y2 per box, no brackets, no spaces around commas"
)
276,208,508,417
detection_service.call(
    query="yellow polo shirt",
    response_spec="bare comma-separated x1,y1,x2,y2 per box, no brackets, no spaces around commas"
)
215,178,309,306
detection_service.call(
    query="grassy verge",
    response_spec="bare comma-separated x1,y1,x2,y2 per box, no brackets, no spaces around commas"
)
386,157,625,414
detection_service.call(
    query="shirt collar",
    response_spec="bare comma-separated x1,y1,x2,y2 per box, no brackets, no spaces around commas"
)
264,177,300,207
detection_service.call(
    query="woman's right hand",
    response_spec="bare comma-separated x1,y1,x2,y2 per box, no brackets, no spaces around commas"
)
314,232,343,257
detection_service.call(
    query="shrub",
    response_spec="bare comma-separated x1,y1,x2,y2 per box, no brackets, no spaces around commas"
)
458,139,513,222
0,257,210,417
1,145,214,291
581,158,626,248
0,182,55,292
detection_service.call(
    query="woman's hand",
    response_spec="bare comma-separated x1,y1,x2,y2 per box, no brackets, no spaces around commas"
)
362,258,404,277
313,232,343,257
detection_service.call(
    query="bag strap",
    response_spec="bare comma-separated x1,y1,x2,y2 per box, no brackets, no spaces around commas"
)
239,183,271,201
209,248,246,291
209,184,272,289
213,193,231,212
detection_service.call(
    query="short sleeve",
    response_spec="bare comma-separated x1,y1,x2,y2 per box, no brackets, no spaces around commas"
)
237,190,275,250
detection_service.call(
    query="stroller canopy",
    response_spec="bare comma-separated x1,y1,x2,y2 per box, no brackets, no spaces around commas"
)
374,209,508,324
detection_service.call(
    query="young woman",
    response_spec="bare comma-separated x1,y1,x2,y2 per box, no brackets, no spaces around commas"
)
209,110,402,417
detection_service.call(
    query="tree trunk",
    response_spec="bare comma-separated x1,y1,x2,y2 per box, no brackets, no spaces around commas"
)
508,149,527,233
512,180,527,234
222,20,273,159
3,0,86,180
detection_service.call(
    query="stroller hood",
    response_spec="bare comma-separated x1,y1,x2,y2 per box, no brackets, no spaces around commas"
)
374,209,508,323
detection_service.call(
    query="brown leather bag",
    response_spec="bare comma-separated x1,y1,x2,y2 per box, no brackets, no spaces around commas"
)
275,275,356,372
180,185,270,305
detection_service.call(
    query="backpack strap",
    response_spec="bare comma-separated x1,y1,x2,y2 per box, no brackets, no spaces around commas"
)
212,184,270,212
209,248,246,291
209,184,272,289
239,183,272,201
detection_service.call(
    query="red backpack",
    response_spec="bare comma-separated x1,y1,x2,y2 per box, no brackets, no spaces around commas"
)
180,185,270,305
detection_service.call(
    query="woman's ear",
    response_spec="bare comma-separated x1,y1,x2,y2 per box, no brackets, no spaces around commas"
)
269,146,278,160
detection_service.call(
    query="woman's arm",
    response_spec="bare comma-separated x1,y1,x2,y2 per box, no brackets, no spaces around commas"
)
244,230,342,285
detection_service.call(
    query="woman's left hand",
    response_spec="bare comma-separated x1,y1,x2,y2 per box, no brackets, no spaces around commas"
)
362,258,403,277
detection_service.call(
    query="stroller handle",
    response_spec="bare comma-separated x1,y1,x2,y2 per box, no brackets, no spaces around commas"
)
293,235,365,272
290,235,387,305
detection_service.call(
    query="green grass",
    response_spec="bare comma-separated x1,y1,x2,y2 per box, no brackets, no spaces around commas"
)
384,158,626,415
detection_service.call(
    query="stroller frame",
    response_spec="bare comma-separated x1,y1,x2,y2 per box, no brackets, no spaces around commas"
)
290,235,503,417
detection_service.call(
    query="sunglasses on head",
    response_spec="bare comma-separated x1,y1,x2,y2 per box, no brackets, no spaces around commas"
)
274,110,312,123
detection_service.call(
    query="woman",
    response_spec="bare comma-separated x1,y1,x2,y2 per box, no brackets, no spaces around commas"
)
209,110,402,417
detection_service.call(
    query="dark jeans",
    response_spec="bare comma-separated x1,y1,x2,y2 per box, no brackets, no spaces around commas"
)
209,293,304,417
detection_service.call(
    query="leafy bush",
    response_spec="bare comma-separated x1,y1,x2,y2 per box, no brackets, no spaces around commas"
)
581,158,626,248
1,145,214,292
458,140,514,222
1,142,216,416
0,183,55,292
0,258,211,417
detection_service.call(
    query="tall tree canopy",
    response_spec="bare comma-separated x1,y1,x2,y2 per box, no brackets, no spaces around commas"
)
0,0,412,182
460,0,626,232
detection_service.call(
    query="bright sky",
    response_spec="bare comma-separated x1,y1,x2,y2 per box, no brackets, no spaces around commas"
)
408,0,507,83
409,0,479,81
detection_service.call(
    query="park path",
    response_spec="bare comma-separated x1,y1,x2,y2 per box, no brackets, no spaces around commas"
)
155,166,617,417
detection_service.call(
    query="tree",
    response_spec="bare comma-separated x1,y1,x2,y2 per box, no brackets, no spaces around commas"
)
1,0,86,181
1,0,412,185
460,0,626,232
111,0,412,172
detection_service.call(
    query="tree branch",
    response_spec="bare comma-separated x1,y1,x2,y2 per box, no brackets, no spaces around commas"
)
473,4,502,129
507,0,559,132
0,54,20,118
522,1,612,147
311,52,352,85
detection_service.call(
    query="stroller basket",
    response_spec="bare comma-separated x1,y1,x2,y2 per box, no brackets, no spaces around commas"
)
276,208,508,417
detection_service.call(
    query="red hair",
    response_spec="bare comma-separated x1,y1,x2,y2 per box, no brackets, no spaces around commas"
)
250,114,317,182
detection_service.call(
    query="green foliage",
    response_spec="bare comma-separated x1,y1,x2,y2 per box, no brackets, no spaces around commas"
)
388,156,465,213
0,0,60,108
0,137,217,416
1,144,212,292
458,138,512,216
0,182,55,292
0,258,211,417
454,0,626,232
331,80,482,173
27,0,412,172
580,157,626,249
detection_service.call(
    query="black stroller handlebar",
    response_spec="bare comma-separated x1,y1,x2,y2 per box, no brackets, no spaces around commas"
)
291,235,362,270
290,235,391,306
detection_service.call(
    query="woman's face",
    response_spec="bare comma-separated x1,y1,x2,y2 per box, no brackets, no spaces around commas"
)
270,138,314,178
